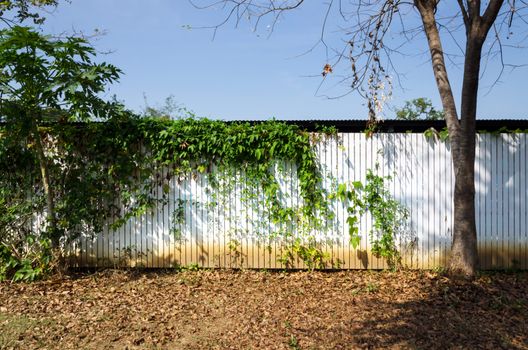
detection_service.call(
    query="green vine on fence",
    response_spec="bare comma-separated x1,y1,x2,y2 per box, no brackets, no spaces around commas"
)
423,126,528,143
0,116,335,279
139,117,327,221
1,115,417,278
0,26,412,279
331,165,409,270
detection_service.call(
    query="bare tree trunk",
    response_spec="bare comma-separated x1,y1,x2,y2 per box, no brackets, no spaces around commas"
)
448,34,484,276
415,0,488,277
31,123,59,248
449,132,478,275
418,0,505,276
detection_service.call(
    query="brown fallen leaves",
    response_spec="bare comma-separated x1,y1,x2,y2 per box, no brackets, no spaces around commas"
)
0,269,527,349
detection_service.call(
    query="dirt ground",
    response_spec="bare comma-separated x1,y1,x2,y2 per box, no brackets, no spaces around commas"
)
0,269,527,350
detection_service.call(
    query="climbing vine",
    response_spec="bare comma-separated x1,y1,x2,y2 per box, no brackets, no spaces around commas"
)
1,114,417,278
332,165,409,270
1,116,335,277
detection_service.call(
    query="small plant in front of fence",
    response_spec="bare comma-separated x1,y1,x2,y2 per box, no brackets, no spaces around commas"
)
365,281,380,293
0,235,52,282
227,239,245,268
279,236,329,271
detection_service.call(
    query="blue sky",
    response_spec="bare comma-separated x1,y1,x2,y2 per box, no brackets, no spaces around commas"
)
17,1,528,119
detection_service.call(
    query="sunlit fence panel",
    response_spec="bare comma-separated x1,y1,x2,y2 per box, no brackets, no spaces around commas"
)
69,133,528,270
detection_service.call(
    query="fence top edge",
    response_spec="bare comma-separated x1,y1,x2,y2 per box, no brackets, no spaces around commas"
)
2,119,528,133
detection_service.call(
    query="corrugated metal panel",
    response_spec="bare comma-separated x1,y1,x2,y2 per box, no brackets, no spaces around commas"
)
224,119,528,133
69,133,528,270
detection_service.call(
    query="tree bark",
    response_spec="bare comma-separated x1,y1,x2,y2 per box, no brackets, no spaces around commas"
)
31,122,59,248
449,131,478,276
416,0,505,276
415,0,486,277
448,30,484,276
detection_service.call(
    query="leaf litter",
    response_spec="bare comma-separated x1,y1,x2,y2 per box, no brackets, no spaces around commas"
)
0,270,527,349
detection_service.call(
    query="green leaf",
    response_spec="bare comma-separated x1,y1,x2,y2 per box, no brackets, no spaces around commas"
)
439,127,449,141
349,234,361,249
423,128,436,140
352,181,363,190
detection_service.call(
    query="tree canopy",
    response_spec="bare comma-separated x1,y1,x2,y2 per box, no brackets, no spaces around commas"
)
0,26,124,273
396,98,444,120
0,0,58,23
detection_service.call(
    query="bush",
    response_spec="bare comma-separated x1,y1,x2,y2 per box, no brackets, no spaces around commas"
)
0,236,51,282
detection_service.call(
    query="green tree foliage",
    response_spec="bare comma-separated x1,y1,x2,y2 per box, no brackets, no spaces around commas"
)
0,0,58,23
0,26,124,279
396,98,444,121
142,95,186,119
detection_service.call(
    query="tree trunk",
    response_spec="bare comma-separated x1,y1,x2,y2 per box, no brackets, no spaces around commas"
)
415,0,489,277
449,132,478,276
31,123,59,249
447,32,484,276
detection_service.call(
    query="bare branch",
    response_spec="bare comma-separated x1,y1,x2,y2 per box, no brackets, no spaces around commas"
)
191,0,528,119
456,0,470,27
482,0,506,31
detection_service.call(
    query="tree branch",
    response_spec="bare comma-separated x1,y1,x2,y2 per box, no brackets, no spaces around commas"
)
482,0,505,31
456,0,470,28
415,0,459,131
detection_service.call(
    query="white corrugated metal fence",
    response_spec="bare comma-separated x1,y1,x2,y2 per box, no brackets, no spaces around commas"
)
67,133,528,269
